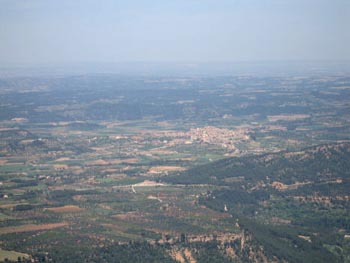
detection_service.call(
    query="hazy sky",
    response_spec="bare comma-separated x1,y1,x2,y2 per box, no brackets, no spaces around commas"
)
1,0,350,65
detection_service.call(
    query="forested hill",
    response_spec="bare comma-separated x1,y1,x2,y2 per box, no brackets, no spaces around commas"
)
163,142,350,263
164,142,350,187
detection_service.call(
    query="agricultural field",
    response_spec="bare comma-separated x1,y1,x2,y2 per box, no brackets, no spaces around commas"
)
0,74,349,262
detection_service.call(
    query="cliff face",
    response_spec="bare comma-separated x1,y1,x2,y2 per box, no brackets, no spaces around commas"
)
166,230,287,263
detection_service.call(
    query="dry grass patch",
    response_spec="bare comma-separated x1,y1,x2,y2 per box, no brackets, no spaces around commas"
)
149,149,179,155
87,159,109,166
46,205,84,213
106,158,139,165
267,114,310,122
87,158,139,166
20,139,35,145
0,222,68,235
148,166,186,174
106,173,127,179
0,159,8,165
134,180,165,187
55,157,71,162
0,249,30,261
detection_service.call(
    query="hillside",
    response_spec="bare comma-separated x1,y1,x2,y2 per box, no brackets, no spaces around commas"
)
164,143,350,263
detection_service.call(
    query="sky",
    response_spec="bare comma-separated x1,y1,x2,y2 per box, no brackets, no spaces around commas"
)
0,0,350,65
